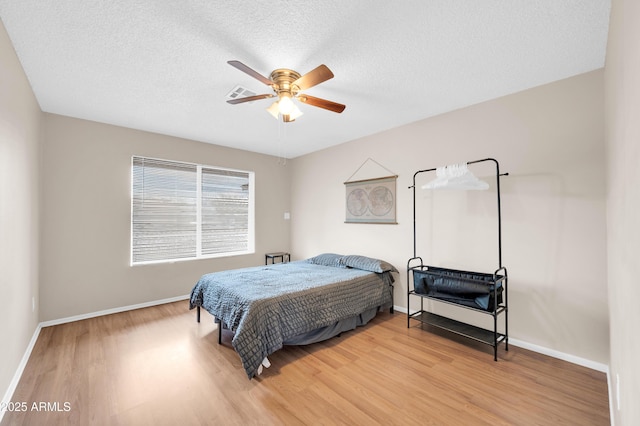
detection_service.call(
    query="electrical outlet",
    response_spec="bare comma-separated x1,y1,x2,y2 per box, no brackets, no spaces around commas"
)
284,212,290,220
32,297,35,312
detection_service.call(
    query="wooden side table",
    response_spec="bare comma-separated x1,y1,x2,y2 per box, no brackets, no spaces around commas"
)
265,252,290,265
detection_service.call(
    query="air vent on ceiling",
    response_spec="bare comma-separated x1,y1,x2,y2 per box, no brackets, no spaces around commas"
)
226,85,257,100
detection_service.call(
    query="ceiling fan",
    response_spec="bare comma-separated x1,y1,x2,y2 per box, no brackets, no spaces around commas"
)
226,60,346,122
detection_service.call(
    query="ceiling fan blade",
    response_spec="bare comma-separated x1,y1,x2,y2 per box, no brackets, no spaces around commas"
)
227,94,275,104
298,94,346,113
292,65,334,91
227,60,273,86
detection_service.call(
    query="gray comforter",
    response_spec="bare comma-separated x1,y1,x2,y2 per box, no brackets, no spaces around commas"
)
189,261,393,378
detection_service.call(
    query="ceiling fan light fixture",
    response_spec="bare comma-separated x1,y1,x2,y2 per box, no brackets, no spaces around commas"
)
227,60,346,121
266,101,280,119
277,94,294,115
267,100,304,122
289,104,303,121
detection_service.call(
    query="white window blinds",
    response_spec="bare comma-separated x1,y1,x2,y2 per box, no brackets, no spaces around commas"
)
201,168,250,256
131,156,254,265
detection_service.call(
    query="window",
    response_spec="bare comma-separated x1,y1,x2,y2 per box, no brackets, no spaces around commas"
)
131,156,254,265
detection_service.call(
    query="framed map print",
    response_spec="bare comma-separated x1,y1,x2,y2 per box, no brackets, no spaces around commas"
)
344,175,397,224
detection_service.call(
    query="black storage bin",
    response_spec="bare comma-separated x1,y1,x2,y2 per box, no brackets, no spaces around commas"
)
413,266,504,311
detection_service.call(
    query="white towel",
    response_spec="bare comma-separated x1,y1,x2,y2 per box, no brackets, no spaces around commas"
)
422,163,489,190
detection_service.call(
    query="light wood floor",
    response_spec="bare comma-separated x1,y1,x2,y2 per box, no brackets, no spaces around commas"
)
2,301,609,425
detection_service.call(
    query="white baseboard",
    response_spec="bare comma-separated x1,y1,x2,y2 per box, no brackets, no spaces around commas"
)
508,337,609,373
39,294,190,328
0,294,191,423
0,323,42,424
393,304,609,373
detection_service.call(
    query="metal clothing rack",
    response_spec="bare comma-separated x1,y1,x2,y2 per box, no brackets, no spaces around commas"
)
407,158,509,360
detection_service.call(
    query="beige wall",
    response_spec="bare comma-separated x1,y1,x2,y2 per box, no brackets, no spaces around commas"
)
291,70,609,365
40,114,291,321
0,20,42,402
605,0,640,423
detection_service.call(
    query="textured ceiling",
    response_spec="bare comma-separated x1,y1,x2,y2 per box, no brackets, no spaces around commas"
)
0,1,610,158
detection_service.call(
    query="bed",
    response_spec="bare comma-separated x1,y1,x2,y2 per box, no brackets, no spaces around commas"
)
189,253,397,378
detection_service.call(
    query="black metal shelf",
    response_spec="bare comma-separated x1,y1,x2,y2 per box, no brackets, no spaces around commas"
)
408,289,507,316
407,158,509,361
409,310,506,347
